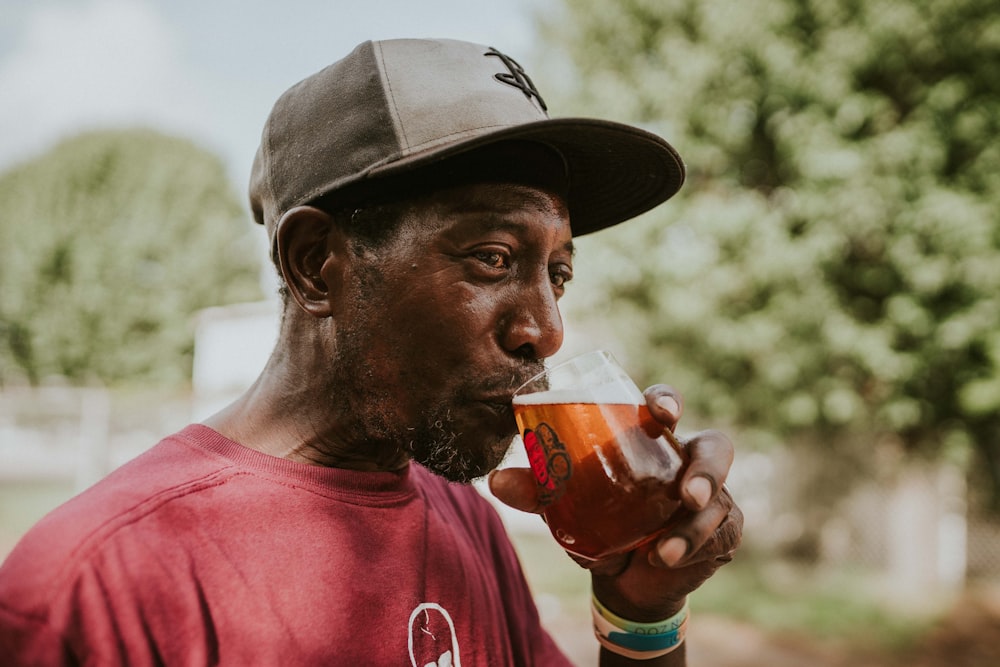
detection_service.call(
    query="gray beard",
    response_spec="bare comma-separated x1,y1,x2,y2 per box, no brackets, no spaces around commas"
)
403,403,513,483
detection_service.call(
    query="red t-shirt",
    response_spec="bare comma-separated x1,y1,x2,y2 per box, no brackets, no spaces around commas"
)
0,425,572,666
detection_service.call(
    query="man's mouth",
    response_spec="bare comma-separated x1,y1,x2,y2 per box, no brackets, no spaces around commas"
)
471,365,543,422
477,397,515,418
470,396,518,436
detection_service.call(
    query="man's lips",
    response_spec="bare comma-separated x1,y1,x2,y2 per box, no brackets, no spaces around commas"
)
476,396,516,415
470,364,543,421
471,394,518,432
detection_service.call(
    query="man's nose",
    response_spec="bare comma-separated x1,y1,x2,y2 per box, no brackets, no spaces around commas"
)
500,279,564,360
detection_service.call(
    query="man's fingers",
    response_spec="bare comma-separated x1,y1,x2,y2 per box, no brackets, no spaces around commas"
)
487,467,543,514
652,488,743,568
680,430,734,510
644,385,683,430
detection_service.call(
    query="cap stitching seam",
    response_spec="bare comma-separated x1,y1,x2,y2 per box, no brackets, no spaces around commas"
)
375,41,411,152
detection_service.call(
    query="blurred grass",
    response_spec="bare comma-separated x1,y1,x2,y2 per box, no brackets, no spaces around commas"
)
693,553,939,651
510,528,939,656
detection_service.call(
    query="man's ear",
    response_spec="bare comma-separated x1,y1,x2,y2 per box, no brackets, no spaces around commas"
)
273,206,347,317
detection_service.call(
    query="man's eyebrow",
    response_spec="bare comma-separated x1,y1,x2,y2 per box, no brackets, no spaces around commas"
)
463,216,576,257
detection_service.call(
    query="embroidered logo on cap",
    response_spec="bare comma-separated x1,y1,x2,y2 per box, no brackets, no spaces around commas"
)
485,47,547,111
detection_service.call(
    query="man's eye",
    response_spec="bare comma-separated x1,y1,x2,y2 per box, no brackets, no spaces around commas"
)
474,251,509,270
551,268,573,289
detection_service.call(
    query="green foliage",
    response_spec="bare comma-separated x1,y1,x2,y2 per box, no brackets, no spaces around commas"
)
0,129,263,387
692,557,936,650
543,0,1000,505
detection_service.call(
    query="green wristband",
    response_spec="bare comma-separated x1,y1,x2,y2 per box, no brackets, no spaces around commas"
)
592,595,688,659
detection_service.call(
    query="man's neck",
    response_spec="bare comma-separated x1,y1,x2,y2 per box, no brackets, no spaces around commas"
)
201,356,410,472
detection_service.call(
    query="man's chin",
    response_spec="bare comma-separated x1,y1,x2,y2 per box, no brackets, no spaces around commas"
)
411,435,515,484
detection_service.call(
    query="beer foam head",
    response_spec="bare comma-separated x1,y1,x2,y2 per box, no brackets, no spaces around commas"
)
512,381,640,406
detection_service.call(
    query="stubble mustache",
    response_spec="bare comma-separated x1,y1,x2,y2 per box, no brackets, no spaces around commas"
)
407,361,545,482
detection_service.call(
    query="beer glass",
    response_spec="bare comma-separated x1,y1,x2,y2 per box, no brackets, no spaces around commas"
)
512,350,687,560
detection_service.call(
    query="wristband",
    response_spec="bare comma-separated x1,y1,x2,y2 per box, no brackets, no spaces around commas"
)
591,594,688,660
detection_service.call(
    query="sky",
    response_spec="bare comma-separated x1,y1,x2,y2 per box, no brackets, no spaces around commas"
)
0,0,546,191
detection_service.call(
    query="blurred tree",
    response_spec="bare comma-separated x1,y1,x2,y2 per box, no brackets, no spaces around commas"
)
542,0,1000,511
0,129,263,388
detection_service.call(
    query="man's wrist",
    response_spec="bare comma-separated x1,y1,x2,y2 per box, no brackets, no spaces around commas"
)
592,593,689,660
599,643,687,666
589,580,687,622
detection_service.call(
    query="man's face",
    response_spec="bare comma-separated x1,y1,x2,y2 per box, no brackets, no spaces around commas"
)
328,182,573,482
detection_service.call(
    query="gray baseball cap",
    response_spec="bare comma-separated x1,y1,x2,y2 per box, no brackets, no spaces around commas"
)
249,38,685,238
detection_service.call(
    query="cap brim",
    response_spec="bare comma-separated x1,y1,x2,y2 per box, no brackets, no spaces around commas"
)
359,118,685,236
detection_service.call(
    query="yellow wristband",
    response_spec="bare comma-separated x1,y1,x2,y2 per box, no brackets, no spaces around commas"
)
591,595,688,659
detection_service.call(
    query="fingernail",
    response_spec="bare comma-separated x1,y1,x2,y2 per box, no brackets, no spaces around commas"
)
688,476,713,510
657,537,688,568
655,395,680,417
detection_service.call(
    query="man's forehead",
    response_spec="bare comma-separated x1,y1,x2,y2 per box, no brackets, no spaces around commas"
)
427,182,574,245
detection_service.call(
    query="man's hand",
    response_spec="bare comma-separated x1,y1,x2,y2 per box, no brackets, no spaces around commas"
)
489,384,743,622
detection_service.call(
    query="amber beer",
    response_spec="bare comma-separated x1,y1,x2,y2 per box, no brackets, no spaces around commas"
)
512,397,687,560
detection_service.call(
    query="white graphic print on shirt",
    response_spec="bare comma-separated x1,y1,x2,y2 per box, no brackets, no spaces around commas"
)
408,603,461,667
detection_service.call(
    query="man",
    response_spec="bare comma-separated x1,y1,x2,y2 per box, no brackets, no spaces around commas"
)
0,38,742,665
